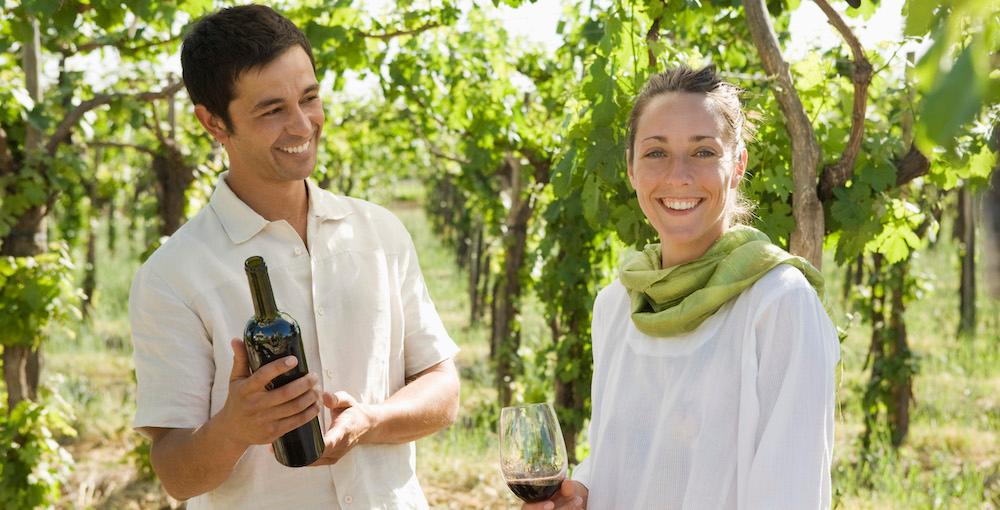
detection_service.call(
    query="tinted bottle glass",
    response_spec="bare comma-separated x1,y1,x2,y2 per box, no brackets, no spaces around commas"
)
243,256,324,467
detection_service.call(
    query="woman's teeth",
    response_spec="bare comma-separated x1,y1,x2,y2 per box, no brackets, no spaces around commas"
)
660,198,699,211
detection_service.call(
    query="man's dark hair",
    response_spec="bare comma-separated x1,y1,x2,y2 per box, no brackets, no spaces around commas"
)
180,4,315,131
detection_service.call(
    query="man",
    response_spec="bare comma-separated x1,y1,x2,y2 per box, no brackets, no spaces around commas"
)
129,5,460,508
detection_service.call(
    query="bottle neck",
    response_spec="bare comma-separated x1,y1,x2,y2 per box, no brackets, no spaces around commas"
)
245,264,279,322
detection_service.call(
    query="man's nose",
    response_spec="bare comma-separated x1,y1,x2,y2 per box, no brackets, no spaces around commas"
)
286,105,312,137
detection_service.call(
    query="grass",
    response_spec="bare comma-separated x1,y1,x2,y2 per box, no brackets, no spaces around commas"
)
16,185,1000,509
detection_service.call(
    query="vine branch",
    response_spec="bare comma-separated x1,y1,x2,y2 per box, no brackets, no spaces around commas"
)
46,80,184,156
0,126,13,178
815,0,874,201
89,141,158,156
742,0,825,266
59,33,182,57
893,144,931,187
358,22,440,41
645,16,662,71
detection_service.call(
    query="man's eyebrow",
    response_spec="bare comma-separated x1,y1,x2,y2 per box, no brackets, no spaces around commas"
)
252,84,321,112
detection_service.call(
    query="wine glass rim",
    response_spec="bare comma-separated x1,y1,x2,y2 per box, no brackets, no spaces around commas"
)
500,402,554,410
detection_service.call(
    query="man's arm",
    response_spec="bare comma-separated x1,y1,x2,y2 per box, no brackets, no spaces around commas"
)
139,339,322,500
311,358,459,465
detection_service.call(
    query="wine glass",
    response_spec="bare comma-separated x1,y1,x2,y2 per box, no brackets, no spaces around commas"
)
499,402,568,503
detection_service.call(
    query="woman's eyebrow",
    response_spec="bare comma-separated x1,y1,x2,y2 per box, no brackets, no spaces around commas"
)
640,134,720,143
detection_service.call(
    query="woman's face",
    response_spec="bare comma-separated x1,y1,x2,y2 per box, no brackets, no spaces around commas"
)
627,92,747,267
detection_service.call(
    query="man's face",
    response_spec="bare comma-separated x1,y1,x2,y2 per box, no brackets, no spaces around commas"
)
209,46,324,185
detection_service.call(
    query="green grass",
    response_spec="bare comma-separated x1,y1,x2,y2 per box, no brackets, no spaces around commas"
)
19,192,1000,509
821,225,1000,509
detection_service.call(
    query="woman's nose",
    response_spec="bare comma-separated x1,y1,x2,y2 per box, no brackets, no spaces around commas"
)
659,157,694,186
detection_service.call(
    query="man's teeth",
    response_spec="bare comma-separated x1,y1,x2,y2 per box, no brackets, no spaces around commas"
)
277,140,310,154
660,198,699,210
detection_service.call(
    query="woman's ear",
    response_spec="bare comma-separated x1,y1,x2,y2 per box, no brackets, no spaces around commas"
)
731,146,748,189
626,149,637,190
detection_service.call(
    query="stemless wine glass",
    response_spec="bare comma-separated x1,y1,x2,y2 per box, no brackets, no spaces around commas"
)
499,402,568,503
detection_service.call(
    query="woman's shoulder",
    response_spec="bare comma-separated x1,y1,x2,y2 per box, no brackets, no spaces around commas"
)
730,263,827,325
595,278,628,311
747,264,818,302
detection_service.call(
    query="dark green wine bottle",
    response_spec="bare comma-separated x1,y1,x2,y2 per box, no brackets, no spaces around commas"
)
243,256,324,467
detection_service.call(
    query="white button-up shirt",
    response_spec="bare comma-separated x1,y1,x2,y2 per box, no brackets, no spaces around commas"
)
130,174,458,509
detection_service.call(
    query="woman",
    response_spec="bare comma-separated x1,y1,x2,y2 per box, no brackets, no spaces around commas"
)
525,65,839,509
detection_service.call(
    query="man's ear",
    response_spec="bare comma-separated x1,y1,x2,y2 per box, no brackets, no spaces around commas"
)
194,105,231,145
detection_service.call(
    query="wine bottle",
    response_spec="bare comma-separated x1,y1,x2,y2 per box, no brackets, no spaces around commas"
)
243,255,324,467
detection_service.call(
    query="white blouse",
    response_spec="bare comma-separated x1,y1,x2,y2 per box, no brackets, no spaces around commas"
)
572,265,839,510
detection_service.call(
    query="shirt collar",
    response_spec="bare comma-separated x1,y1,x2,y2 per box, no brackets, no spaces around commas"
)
210,172,352,245
305,178,353,222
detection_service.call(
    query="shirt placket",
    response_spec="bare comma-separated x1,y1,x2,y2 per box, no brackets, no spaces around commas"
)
308,212,350,508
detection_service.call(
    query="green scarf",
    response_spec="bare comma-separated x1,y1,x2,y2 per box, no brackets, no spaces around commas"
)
619,225,824,337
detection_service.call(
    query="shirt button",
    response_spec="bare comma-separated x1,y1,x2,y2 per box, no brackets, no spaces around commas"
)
324,369,334,379
344,496,353,504
317,307,325,316
294,247,303,256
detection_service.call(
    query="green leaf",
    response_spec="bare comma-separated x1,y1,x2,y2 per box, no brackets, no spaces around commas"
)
871,229,909,264
23,0,61,17
179,0,213,16
917,45,984,149
857,158,897,192
903,0,937,36
846,0,878,20
552,146,577,195
581,175,601,227
966,145,996,180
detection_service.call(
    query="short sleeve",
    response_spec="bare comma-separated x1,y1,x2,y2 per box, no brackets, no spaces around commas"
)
130,265,215,429
744,284,840,509
398,229,459,377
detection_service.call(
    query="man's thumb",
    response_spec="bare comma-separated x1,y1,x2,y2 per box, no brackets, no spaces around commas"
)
230,338,251,381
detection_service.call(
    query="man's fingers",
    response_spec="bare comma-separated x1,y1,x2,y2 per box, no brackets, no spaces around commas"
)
322,390,357,411
260,373,318,407
229,338,252,382
246,355,298,391
268,386,322,420
271,402,321,440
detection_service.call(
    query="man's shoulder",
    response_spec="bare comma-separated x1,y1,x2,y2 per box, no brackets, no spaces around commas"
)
318,191,410,241
145,206,217,260
135,204,230,288
325,193,402,224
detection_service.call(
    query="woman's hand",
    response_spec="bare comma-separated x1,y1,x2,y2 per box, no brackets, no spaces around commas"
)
521,479,588,510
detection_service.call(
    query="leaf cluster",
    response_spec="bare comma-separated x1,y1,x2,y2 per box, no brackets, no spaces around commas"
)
0,244,80,348
0,392,76,510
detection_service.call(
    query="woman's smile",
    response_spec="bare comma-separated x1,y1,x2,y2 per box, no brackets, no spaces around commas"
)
658,197,703,214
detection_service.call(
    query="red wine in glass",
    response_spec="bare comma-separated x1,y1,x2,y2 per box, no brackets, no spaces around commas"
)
506,474,565,502
500,403,568,503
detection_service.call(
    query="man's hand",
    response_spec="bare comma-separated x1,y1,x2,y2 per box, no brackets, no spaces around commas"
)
521,480,588,510
217,338,322,449
310,391,374,466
